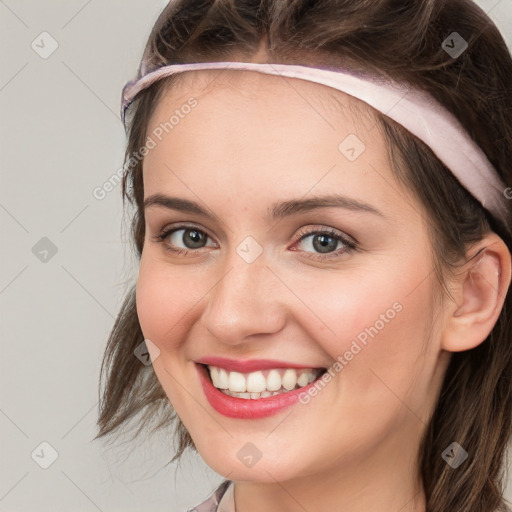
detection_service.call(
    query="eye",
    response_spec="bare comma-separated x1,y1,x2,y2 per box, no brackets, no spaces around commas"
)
151,223,358,261
152,224,216,256
291,226,357,261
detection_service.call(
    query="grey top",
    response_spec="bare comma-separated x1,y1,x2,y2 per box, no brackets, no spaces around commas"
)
187,480,512,512
188,480,234,512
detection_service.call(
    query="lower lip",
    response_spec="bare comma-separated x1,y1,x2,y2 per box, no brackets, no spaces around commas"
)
196,363,324,419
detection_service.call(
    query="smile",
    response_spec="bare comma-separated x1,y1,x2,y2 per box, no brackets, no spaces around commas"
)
195,358,328,419
206,365,323,399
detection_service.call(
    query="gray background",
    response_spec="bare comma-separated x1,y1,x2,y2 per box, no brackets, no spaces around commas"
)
1,1,511,511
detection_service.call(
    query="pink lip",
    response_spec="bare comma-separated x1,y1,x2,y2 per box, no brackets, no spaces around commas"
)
195,356,323,373
196,363,325,419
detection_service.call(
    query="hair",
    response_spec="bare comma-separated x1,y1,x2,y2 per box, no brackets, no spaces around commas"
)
95,1,512,511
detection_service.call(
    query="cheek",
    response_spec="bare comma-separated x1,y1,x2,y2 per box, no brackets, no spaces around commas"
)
288,253,437,392
135,256,200,411
137,242,435,364
135,255,197,350
288,257,432,344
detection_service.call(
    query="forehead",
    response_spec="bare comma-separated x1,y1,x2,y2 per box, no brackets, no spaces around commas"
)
141,69,416,228
143,70,388,193
148,68,379,134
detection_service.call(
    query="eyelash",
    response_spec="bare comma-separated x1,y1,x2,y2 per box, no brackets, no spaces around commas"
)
151,223,357,262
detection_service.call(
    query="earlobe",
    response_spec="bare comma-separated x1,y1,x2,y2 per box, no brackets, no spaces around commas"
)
441,233,512,352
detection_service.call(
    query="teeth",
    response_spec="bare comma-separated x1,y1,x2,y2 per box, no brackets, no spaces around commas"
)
207,365,322,398
247,371,267,393
220,388,297,399
217,368,229,389
282,369,297,390
229,371,246,392
266,369,282,391
297,372,310,387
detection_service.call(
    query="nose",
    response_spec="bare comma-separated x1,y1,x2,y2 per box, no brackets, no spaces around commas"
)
199,251,287,345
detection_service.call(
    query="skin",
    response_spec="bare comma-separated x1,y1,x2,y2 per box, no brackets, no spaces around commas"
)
135,68,511,512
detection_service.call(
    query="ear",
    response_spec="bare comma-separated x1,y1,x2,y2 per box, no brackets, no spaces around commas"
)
441,232,512,352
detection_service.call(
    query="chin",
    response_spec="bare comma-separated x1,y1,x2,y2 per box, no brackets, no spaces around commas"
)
194,441,311,483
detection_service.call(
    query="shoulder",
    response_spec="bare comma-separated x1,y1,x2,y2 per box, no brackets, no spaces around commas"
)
186,480,233,512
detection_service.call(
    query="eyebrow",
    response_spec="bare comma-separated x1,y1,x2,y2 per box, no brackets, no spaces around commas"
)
144,193,385,220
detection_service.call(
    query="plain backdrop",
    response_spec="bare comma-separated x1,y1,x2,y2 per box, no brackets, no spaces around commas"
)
1,1,512,511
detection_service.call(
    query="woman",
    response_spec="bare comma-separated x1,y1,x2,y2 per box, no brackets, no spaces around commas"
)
95,1,512,511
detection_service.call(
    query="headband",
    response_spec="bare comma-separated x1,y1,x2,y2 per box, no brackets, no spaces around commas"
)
121,61,509,227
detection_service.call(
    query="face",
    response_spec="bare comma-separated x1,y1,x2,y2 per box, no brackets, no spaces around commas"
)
136,70,450,484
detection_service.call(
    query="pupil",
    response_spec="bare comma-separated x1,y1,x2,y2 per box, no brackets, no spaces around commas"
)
313,234,336,253
185,229,205,248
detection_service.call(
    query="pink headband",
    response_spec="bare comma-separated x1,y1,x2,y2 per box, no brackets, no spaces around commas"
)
121,61,509,227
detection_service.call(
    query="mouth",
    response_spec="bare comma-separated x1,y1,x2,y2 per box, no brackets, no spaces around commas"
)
194,357,330,418
200,363,327,400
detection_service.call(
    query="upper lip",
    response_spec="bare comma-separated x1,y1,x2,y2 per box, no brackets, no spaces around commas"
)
195,356,325,373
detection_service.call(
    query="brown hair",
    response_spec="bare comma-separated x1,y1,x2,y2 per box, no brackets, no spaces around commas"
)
95,1,512,510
